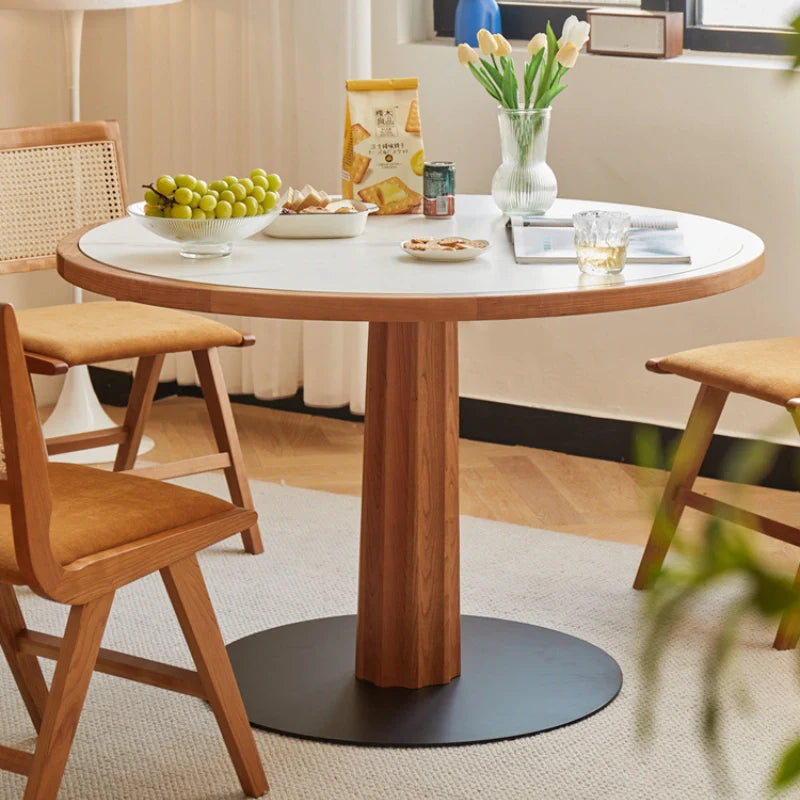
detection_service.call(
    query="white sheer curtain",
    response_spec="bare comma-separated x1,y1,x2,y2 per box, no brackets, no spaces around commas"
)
123,0,370,412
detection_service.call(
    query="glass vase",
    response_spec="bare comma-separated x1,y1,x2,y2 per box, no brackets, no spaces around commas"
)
491,107,557,216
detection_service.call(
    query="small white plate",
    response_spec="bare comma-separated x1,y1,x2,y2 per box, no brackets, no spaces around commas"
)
400,240,490,262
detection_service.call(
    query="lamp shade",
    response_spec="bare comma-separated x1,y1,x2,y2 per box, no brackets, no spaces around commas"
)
0,0,181,8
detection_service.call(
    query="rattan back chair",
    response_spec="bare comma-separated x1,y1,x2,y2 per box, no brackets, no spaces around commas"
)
0,121,128,275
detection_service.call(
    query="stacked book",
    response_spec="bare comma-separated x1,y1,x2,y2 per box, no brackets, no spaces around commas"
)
509,215,691,265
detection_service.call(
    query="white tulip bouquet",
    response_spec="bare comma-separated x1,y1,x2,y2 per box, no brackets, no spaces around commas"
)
456,16,591,109
455,17,590,214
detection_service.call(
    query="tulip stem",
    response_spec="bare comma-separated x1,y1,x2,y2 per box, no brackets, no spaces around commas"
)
552,65,567,91
506,111,546,182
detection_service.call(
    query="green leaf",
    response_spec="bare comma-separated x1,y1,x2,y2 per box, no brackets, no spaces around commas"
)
751,572,798,617
468,62,502,103
480,57,503,89
702,700,719,740
637,584,702,739
722,437,779,485
632,406,800,795
545,21,558,64
500,55,518,109
774,740,800,788
523,48,545,109
535,21,559,104
789,15,800,71
632,425,665,470
534,82,567,109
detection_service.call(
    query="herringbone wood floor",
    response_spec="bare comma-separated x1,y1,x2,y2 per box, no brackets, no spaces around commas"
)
99,396,800,573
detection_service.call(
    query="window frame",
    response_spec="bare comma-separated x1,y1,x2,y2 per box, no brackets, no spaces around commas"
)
432,0,794,56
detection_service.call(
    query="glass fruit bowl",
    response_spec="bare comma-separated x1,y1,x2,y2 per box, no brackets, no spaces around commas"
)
127,201,281,259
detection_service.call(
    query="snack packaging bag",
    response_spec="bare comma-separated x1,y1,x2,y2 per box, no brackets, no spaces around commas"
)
342,77,424,215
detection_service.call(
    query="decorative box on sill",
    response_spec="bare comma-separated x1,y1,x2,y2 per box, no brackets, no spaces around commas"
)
587,8,684,59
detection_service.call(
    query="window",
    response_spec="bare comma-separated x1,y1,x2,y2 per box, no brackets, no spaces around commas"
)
699,0,796,31
665,0,794,53
433,0,796,55
434,1,642,41
513,0,637,4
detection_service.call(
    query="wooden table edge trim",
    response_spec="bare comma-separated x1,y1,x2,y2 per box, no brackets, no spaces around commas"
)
57,223,765,323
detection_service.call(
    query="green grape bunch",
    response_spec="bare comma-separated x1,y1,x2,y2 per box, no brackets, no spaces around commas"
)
143,170,282,220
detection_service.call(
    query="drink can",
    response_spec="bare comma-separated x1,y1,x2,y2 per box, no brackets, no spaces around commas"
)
423,161,455,218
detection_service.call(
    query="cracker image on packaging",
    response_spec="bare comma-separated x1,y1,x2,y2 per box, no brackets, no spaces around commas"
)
351,152,372,184
358,176,422,215
405,99,421,134
351,123,371,145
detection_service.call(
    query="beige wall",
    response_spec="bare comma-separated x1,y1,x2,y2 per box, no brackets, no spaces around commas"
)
1,1,797,443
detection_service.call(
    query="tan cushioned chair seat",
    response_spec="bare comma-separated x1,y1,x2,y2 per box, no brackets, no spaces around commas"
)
0,463,235,584
654,337,800,406
17,301,243,365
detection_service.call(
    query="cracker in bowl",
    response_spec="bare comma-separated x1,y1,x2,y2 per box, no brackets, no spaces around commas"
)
281,186,368,214
403,237,489,252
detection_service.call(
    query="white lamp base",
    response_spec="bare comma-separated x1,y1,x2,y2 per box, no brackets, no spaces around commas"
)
40,8,155,465
43,364,154,464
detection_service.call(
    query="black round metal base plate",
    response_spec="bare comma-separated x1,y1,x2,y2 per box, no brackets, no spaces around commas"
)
226,615,622,747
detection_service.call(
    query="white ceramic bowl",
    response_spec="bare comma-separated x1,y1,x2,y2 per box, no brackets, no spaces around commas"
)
265,199,378,239
128,201,281,258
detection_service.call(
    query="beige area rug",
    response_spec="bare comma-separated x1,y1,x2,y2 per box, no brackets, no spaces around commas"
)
1,475,798,799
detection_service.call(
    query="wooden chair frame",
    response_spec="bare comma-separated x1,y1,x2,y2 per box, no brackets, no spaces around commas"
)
0,120,262,556
0,304,268,798
633,361,800,650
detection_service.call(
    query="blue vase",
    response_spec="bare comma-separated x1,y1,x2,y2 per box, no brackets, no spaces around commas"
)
454,0,502,47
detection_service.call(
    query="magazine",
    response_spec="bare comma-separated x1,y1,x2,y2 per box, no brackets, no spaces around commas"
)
511,225,691,265
513,214,678,229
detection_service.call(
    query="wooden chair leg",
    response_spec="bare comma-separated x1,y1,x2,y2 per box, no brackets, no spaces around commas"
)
633,384,729,590
0,584,49,732
773,405,800,650
113,354,165,472
23,594,113,800
161,555,268,797
192,348,263,555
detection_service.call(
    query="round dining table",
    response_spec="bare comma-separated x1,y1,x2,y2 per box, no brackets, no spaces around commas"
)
57,194,764,747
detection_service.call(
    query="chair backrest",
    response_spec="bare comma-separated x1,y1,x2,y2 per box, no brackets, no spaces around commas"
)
0,303,61,595
0,120,128,275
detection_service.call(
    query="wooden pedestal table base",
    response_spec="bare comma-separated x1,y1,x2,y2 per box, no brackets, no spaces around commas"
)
226,322,622,746
357,321,461,689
